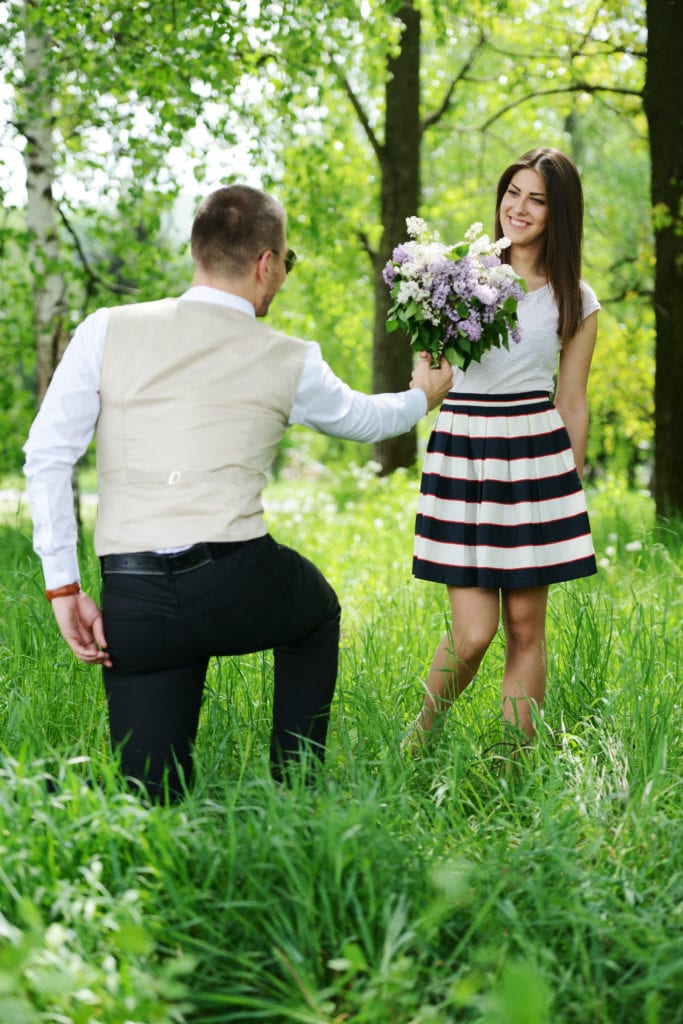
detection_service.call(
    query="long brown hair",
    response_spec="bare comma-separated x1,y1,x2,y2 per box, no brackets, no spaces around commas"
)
494,148,584,344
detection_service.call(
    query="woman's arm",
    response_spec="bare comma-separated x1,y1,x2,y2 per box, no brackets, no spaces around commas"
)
554,310,598,479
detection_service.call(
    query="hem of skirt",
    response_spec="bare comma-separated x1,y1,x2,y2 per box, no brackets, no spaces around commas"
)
412,557,598,589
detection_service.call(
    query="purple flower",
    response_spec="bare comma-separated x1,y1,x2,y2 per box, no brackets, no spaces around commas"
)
383,262,397,287
385,218,527,370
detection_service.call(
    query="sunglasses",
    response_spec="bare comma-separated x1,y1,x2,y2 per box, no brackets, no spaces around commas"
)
259,248,298,274
283,248,297,274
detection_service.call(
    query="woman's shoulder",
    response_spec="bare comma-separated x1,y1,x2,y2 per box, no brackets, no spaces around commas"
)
579,279,600,319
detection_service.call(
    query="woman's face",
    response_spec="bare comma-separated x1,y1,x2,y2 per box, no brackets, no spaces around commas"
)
499,167,549,247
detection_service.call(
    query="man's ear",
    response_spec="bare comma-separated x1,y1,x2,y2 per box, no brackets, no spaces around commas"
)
255,249,274,282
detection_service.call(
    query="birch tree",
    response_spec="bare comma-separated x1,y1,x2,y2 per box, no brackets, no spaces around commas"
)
20,2,65,400
4,0,255,395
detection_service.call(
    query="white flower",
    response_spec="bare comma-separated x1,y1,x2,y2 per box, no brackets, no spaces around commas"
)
397,279,430,305
406,216,431,241
492,262,521,280
625,540,643,552
468,233,494,256
464,222,484,242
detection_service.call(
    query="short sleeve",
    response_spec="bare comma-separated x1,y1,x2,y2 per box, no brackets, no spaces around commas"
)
580,280,600,321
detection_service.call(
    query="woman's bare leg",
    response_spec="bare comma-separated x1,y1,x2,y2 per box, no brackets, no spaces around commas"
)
500,586,549,742
410,586,500,745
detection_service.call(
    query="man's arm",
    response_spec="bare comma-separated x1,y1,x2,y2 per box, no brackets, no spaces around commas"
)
23,309,110,664
289,344,452,440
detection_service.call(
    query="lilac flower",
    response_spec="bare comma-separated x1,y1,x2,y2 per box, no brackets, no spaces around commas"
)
382,263,397,287
383,218,527,369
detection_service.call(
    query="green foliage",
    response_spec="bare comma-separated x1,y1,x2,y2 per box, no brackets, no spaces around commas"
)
0,0,657,486
586,307,654,482
0,476,681,1022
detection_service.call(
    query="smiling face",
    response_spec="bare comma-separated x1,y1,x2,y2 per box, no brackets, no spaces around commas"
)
499,167,549,248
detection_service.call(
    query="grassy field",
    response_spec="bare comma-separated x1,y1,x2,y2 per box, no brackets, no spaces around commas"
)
0,470,681,1023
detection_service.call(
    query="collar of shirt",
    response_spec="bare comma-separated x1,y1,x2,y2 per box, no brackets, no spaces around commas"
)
180,286,256,319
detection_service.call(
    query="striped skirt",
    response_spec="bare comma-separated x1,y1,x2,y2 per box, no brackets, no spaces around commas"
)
413,392,597,589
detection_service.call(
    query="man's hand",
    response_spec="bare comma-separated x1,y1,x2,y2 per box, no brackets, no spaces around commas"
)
410,352,453,411
51,592,113,668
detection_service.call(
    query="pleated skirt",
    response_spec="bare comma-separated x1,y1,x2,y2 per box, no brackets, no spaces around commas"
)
413,392,598,589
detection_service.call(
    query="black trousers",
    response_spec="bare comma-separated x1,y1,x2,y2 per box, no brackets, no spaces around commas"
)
100,535,341,799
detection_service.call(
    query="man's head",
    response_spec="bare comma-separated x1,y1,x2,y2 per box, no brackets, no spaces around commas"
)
190,185,293,315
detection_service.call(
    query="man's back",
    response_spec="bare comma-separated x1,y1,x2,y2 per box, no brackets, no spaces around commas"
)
96,297,308,554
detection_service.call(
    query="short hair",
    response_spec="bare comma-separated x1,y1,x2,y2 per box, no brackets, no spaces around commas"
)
494,148,584,343
190,185,286,277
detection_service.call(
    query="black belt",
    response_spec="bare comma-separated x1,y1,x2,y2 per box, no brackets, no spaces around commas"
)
101,541,244,576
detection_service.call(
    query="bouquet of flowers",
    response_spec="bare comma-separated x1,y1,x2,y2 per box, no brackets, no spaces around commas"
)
383,217,527,369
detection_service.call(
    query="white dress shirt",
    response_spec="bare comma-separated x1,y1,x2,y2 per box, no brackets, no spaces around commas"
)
24,286,427,588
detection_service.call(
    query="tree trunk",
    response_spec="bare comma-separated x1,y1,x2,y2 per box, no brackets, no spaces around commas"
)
372,0,421,474
22,1,67,402
644,0,683,519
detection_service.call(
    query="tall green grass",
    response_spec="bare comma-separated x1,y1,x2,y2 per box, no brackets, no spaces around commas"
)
0,474,681,1023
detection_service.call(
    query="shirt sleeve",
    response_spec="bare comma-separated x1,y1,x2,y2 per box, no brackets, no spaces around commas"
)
23,309,107,588
580,280,601,321
288,342,427,441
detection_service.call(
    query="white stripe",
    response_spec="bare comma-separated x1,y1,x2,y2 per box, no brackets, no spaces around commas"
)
434,410,559,439
416,490,589,526
413,534,595,571
421,450,575,483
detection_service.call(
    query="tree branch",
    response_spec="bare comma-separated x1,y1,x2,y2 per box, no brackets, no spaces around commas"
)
420,31,487,136
58,206,139,296
358,228,378,270
480,82,642,131
341,75,384,162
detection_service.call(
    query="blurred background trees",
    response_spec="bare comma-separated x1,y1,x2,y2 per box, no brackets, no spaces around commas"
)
1,0,678,514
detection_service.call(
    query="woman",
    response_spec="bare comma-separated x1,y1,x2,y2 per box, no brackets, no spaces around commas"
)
408,147,599,750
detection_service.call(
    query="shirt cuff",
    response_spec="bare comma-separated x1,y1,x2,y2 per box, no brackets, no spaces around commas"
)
40,552,81,592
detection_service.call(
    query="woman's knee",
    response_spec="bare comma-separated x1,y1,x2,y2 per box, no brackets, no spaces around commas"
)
448,620,498,665
448,587,500,663
502,590,548,652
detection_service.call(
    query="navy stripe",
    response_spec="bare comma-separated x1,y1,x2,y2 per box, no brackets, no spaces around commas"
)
413,554,598,589
443,391,550,402
427,426,571,460
419,469,582,505
440,394,553,417
415,511,591,549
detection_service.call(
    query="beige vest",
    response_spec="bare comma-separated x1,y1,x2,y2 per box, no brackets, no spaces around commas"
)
94,298,308,555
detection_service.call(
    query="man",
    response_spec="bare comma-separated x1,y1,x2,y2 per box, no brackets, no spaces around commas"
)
23,184,452,800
